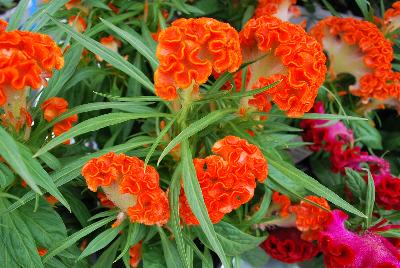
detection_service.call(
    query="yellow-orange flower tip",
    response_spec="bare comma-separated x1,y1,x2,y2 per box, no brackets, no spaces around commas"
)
384,1,400,33
240,16,327,117
290,195,331,241
154,17,242,100
179,136,267,225
254,0,301,21
310,16,393,93
81,152,170,225
0,20,64,105
68,15,87,33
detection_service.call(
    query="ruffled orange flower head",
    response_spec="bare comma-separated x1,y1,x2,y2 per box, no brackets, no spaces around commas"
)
41,97,78,144
355,71,400,102
272,191,291,217
96,35,121,62
290,195,331,241
154,17,242,100
239,16,327,117
310,17,393,101
254,0,301,21
0,20,64,106
68,15,87,33
179,136,268,225
384,1,400,33
82,152,170,225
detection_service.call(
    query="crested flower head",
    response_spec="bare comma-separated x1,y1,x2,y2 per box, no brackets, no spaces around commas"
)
179,136,267,225
68,15,87,33
96,35,121,62
129,242,142,268
239,16,327,117
82,152,170,225
254,0,301,21
154,17,242,100
261,227,319,263
319,210,400,268
310,17,393,101
290,195,331,241
373,173,400,211
384,1,400,34
272,191,291,217
0,20,64,105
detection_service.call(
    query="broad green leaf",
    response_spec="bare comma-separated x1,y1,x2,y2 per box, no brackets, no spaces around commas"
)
93,238,121,268
350,119,382,149
365,169,375,228
6,136,153,214
157,226,185,268
0,162,15,189
267,165,308,198
63,189,91,227
142,243,167,268
158,109,235,165
345,168,367,201
43,216,116,263
240,247,269,268
78,224,123,260
0,199,44,268
181,140,229,267
19,199,67,248
23,0,69,31
196,221,266,256
18,144,70,210
48,16,154,91
0,127,41,193
267,155,366,218
34,112,169,157
6,0,29,30
101,19,159,68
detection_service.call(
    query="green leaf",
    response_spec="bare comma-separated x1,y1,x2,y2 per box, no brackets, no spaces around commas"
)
196,221,266,256
23,0,69,31
355,0,372,20
0,162,15,189
0,199,44,268
142,243,167,268
267,155,366,218
345,168,367,201
301,113,367,121
0,127,41,194
181,140,229,267
246,186,272,225
38,152,62,171
34,112,169,157
350,119,382,149
240,247,270,268
43,216,116,263
157,226,185,268
114,223,147,263
100,19,159,68
78,224,123,260
6,0,29,30
18,199,67,248
158,109,235,165
63,189,91,227
48,16,154,92
378,229,400,238
18,144,70,210
92,237,121,268
365,169,375,228
267,165,308,198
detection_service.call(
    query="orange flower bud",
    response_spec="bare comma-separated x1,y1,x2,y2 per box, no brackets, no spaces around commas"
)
68,16,87,33
129,242,142,267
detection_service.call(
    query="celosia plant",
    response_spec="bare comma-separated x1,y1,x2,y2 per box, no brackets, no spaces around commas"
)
1,1,400,268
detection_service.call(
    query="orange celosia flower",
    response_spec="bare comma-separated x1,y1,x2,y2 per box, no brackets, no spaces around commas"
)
68,15,87,33
254,0,301,21
272,191,291,217
355,71,400,101
45,195,59,206
96,35,121,62
108,3,120,14
37,247,48,257
239,16,327,117
65,0,89,14
129,242,142,268
41,97,78,143
154,18,242,100
384,1,400,33
82,152,170,225
179,136,267,225
0,20,64,106
290,196,331,241
310,17,393,101
97,192,115,208
0,20,7,31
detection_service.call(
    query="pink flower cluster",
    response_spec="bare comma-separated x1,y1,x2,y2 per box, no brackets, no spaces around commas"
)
301,102,400,211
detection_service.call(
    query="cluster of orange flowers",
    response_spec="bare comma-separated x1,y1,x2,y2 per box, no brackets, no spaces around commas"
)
179,136,268,224
310,13,400,109
270,192,331,241
82,152,170,226
41,97,78,143
154,18,242,100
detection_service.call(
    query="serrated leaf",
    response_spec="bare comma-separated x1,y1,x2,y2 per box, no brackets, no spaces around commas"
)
34,112,168,157
48,16,154,91
158,109,235,165
181,140,229,267
43,216,116,263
